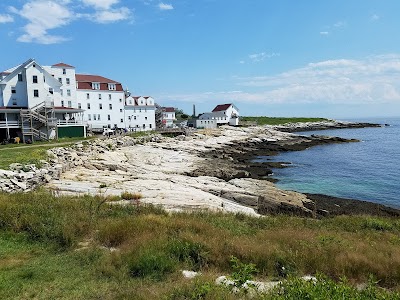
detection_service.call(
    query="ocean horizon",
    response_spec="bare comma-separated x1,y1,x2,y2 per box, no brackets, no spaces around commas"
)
262,117,400,209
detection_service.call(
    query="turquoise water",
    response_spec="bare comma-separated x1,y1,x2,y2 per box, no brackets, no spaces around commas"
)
264,118,400,208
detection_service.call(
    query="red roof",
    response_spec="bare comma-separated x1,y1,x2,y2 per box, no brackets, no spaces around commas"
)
212,104,232,112
52,62,75,68
164,107,175,112
75,74,123,91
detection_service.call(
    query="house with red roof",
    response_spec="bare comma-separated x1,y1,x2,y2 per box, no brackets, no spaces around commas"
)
0,59,86,142
0,58,157,141
124,95,156,131
196,103,239,128
161,107,176,128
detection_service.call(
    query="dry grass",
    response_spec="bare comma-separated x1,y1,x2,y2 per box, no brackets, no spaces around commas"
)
1,191,400,298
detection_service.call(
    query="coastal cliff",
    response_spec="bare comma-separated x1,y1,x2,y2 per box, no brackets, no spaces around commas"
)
40,120,398,218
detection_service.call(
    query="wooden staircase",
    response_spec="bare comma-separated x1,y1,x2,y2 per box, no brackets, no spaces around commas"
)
20,101,56,142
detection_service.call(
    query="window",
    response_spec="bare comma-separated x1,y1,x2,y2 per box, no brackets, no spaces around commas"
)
109,104,112,110
94,114,97,120
108,115,111,121
129,100,132,105
86,93,90,99
12,99,17,106
120,119,123,123
66,78,70,85
33,89,39,97
128,116,131,120
134,116,136,120
87,103,91,109
67,89,71,96
43,75,45,83
49,88,53,94
120,109,123,113
88,114,91,120
78,103,81,109
108,83,116,90
92,83,100,90
18,74,23,81
98,114,101,121
119,98,122,103
61,100,64,107
143,124,145,128
145,117,147,120
68,101,72,108
60,89,63,96
109,94,111,100
63,68,66,75
149,124,152,129
33,75,38,83
58,77,62,84
99,103,103,110
98,94,102,100
11,87,16,94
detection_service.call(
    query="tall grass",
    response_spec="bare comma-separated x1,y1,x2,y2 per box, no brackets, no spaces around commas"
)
1,191,400,298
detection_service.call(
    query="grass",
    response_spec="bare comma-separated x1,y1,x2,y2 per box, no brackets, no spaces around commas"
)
0,136,95,169
241,116,329,126
0,191,400,299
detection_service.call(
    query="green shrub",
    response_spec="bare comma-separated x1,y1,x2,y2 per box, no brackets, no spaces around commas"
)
167,239,208,270
128,251,176,280
229,256,259,287
362,218,394,231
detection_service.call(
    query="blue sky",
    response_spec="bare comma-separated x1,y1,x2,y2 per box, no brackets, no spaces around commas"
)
1,0,400,118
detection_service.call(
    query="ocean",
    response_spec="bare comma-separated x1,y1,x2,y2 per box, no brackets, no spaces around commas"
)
264,117,400,209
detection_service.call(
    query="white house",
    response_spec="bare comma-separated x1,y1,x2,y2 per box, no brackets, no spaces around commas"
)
75,74,126,131
195,103,239,128
162,107,176,128
0,59,85,142
212,103,239,126
124,96,156,131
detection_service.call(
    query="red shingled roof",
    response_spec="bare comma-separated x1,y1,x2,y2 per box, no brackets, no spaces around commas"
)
75,74,123,91
52,62,75,68
212,104,232,112
164,107,175,112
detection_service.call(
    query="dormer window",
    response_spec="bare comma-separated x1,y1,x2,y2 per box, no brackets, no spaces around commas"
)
108,83,116,90
92,82,100,90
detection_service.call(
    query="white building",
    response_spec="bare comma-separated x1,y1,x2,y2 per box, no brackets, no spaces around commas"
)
0,59,85,142
75,74,125,131
195,103,239,128
162,107,176,128
124,96,156,131
1,58,157,139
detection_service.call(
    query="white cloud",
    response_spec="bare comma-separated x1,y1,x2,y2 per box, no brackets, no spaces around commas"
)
371,14,380,21
248,52,280,63
0,14,14,23
82,0,120,10
320,31,329,36
158,3,174,10
161,55,400,106
9,0,133,44
10,1,73,44
94,7,131,23
333,21,346,28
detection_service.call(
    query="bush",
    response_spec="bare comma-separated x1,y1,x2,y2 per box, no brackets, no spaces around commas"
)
120,191,142,200
128,251,176,280
229,256,259,287
167,239,208,270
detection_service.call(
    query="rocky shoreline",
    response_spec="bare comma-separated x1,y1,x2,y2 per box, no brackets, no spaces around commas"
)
1,120,398,218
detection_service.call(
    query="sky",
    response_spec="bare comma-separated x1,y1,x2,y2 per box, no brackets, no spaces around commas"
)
1,0,400,119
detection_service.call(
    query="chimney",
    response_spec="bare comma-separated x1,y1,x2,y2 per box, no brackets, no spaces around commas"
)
193,104,196,117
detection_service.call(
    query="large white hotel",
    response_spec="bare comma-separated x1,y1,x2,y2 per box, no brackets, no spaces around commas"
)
0,58,156,142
